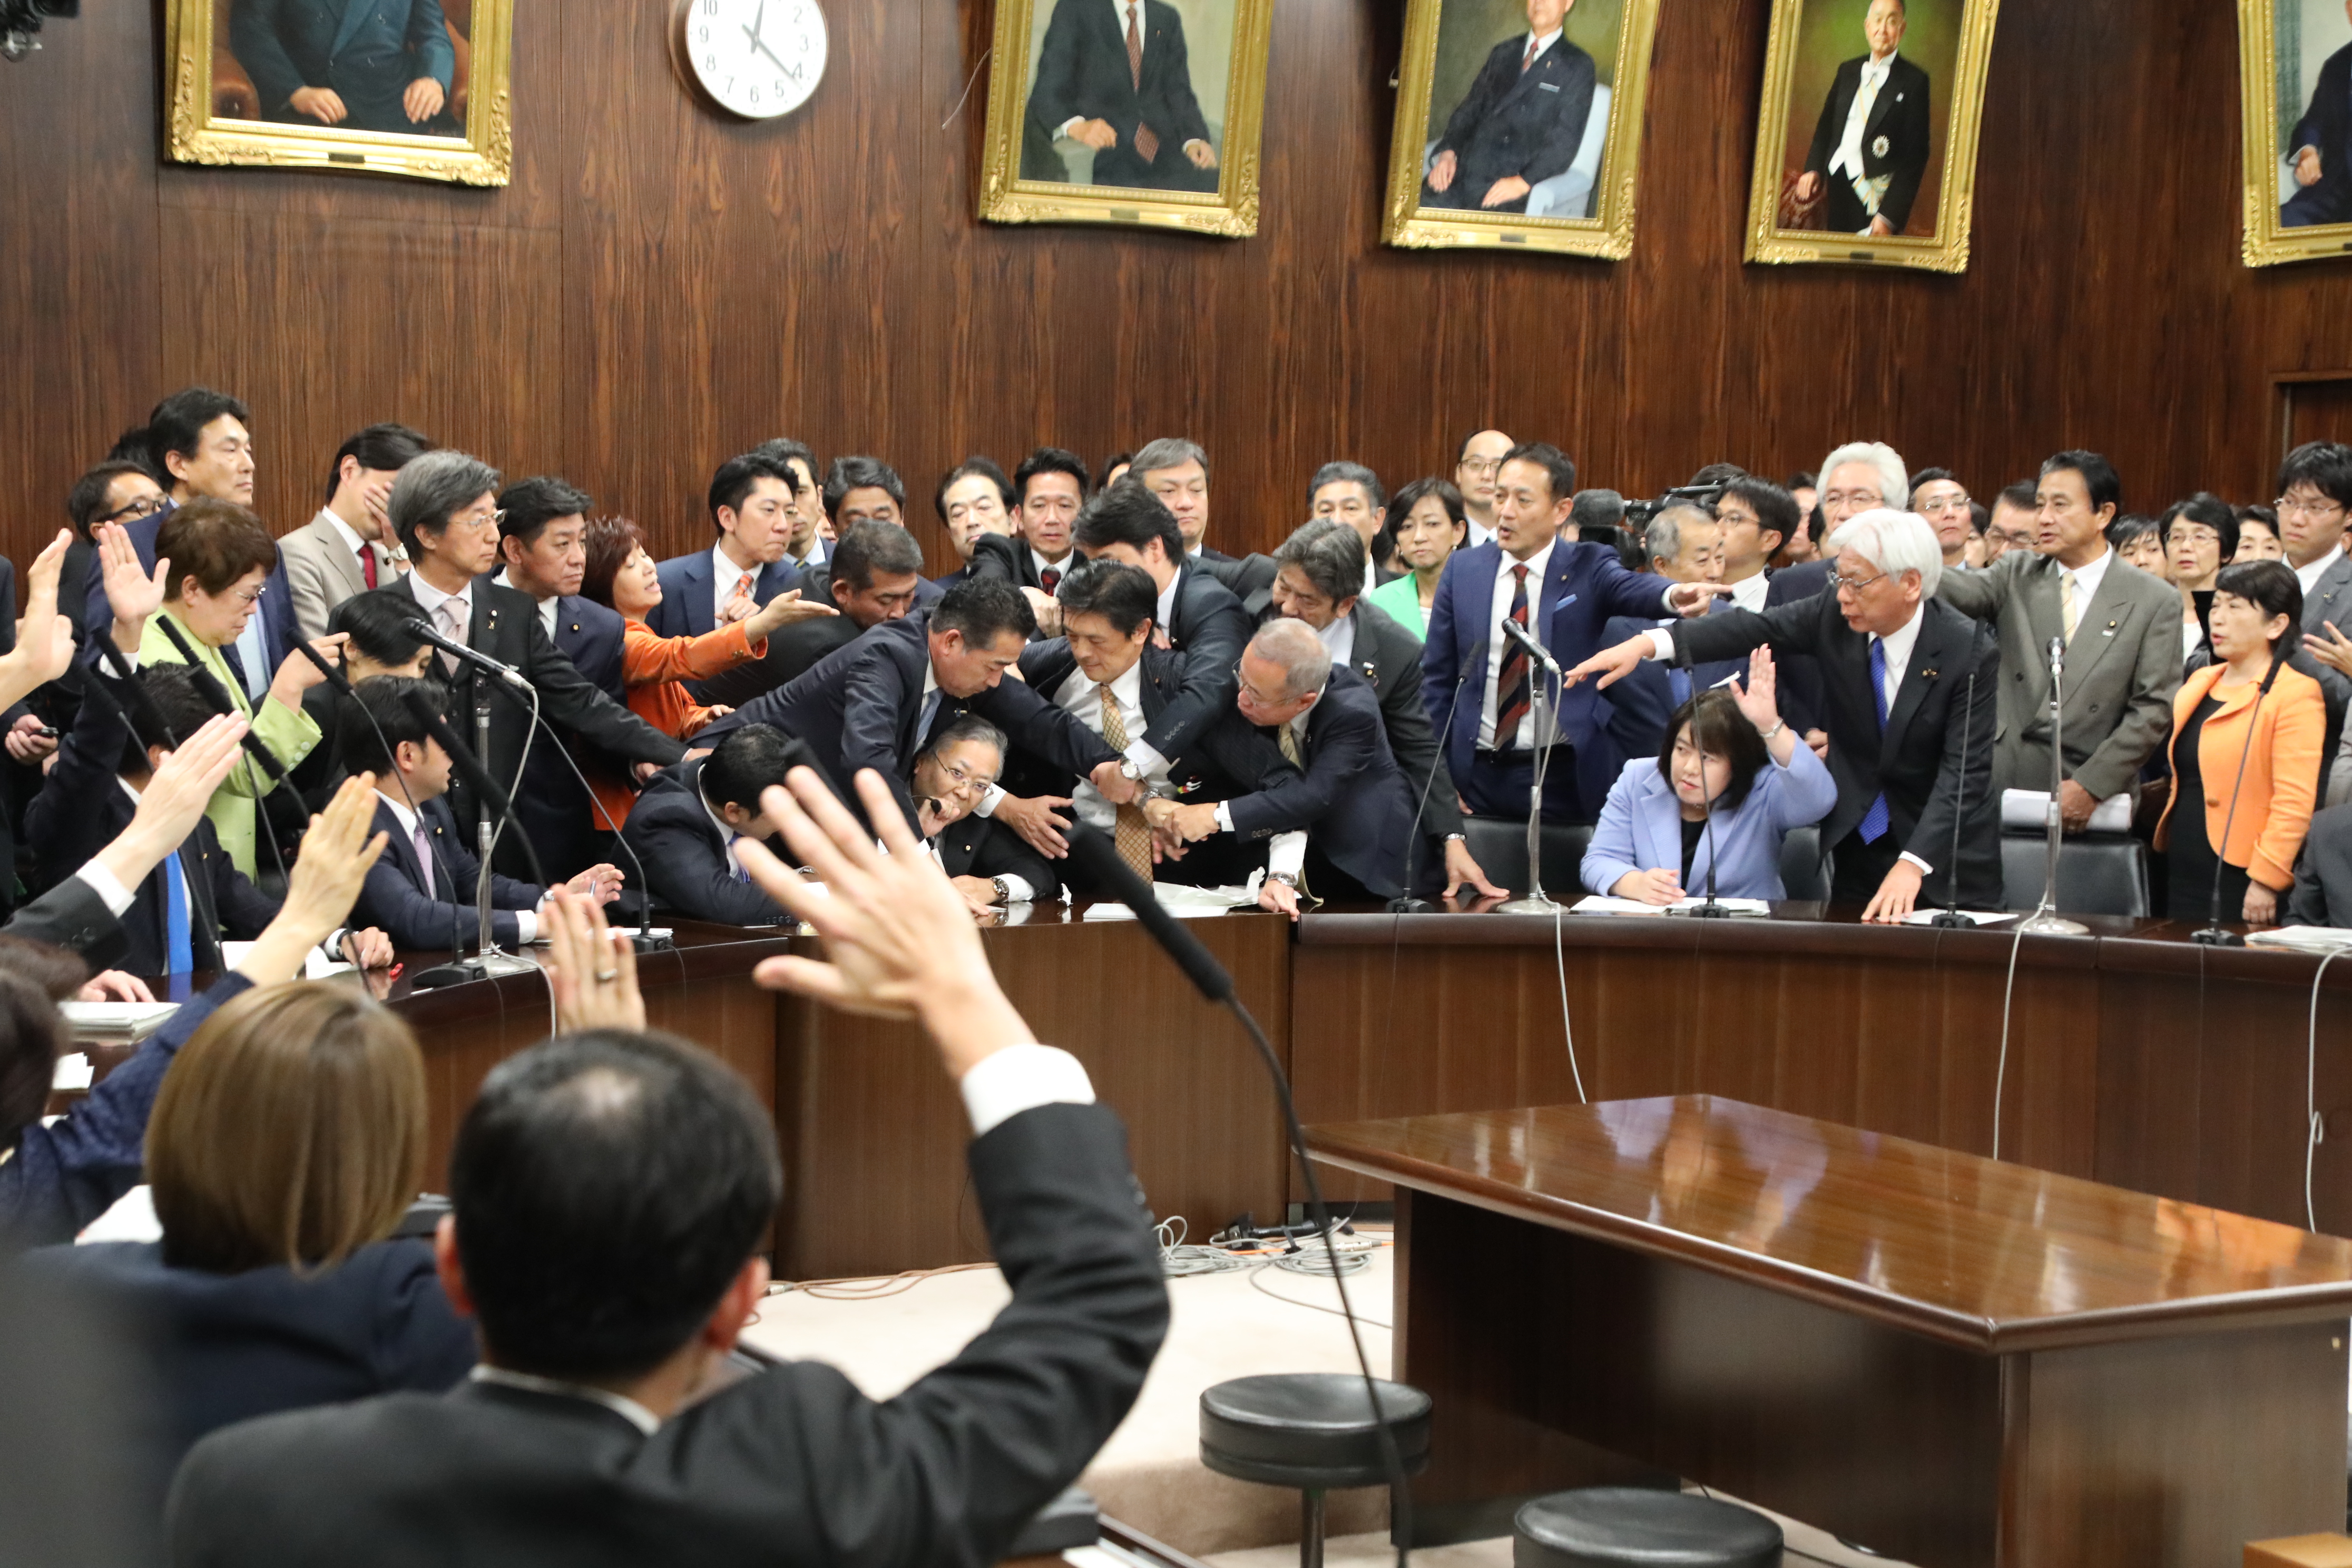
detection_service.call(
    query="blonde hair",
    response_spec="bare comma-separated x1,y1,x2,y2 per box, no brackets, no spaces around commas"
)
149,983,426,1274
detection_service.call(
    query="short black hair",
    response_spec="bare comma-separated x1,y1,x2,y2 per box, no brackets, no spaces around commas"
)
750,438,817,484
934,456,1014,521
2277,440,2352,511
1309,461,1386,513
450,1029,782,1380
65,460,159,537
1054,558,1158,638
2214,560,2305,655
822,456,906,521
1908,466,1956,492
1456,429,1502,464
144,388,250,481
1014,447,1091,505
2237,503,2281,530
118,665,219,775
2041,450,2121,516
1687,463,1747,489
826,521,925,593
336,675,449,778
930,577,1036,648
1994,480,2038,513
1100,450,1133,479
1072,478,1183,561
1659,688,1771,814
1272,520,1365,605
1718,476,1799,551
707,453,798,529
1499,442,1576,503
2160,492,2239,562
334,591,430,669
700,723,813,814
1786,471,1817,491
324,423,432,504
1569,489,1625,534
1969,500,1989,535
497,476,593,549
2106,513,2160,553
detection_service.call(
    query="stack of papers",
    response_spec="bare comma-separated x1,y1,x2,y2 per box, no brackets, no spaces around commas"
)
2247,926,2352,953
50,1052,91,1092
2002,789,2133,834
1082,884,1256,922
1569,895,1771,917
55,1001,181,1041
218,942,354,981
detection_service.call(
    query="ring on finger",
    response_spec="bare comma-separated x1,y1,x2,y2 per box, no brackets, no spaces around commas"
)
594,969,619,984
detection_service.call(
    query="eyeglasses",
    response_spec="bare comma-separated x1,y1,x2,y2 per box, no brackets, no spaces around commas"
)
929,759,996,793
101,494,166,524
1820,491,1884,512
1458,458,1504,478
1827,567,1888,594
447,508,507,533
228,583,267,606
1916,494,1971,516
2275,494,2346,520
2170,525,2223,548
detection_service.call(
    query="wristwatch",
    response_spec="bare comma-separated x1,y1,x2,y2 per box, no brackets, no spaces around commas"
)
1760,720,1787,741
1266,871,1300,890
991,876,1013,905
1117,759,1145,782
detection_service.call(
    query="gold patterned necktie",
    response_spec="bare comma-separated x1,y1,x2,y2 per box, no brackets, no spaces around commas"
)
1275,721,1312,899
1096,683,1153,884
2059,569,2080,644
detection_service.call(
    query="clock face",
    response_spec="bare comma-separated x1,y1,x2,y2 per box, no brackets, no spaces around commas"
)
673,0,827,120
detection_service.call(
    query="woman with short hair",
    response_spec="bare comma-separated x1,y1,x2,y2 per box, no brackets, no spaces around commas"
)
1365,477,1467,639
2161,493,2238,667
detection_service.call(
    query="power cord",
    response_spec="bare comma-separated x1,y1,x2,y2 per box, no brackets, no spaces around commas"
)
1988,924,2028,1161
1553,904,1586,1103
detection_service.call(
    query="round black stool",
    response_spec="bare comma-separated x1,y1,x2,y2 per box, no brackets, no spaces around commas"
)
1199,1374,1432,1568
1513,1488,1781,1568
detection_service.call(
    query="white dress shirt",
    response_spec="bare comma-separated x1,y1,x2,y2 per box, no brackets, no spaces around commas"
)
317,507,370,564
1467,518,1497,550
491,570,560,639
1830,53,1895,182
1726,570,1771,615
916,661,944,746
2297,541,2346,596
1031,546,1074,582
2056,545,2113,635
1521,25,1562,67
1316,613,1357,670
1051,660,1163,834
380,788,536,943
710,541,765,624
1478,541,1554,752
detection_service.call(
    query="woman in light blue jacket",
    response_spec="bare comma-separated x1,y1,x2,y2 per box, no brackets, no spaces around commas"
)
1582,646,1836,903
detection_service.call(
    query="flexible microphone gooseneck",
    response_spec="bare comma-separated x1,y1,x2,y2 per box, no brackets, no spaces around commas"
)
1495,617,1566,913
396,687,550,890
1395,668,1471,914
405,616,530,689
2191,650,2288,947
1674,638,1731,918
1927,665,1981,929
1065,824,1414,1568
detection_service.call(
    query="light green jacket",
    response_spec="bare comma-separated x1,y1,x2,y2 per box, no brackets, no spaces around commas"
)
138,607,320,880
1364,574,1432,642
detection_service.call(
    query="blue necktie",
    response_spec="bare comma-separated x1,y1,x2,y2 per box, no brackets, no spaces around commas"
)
1669,667,1692,707
163,850,193,975
1858,638,1891,843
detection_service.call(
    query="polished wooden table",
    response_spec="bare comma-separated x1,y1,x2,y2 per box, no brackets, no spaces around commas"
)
1308,1095,2352,1568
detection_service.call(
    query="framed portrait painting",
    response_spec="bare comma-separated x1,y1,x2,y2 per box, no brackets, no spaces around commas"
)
1380,0,1665,259
165,0,513,185
1741,0,2000,273
977,0,1275,237
2240,0,2352,266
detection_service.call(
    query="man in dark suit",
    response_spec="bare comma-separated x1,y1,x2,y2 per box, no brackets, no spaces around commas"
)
167,771,1169,1568
622,725,812,927
697,579,1134,836
2284,12,2352,228
915,717,1063,908
1129,438,1222,561
1420,0,1596,214
1308,462,1404,595
1423,443,1717,825
1149,621,1416,914
338,675,622,953
1795,0,1932,236
647,453,806,644
1024,0,1219,191
933,457,1021,590
1071,477,1249,748
1595,504,1749,762
229,0,458,134
331,450,685,871
967,448,1089,618
693,522,930,711
288,591,434,812
1569,508,2001,920
1266,521,1503,900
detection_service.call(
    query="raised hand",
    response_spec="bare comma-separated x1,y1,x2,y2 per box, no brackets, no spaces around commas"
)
0,530,76,708
96,521,169,650
543,888,644,1034
1729,645,1779,734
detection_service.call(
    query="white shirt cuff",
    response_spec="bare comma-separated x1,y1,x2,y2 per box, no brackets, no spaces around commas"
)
1899,851,1933,876
976,784,1004,817
75,863,136,916
1642,629,1675,661
1658,582,1680,614
1125,740,1167,776
958,1043,1095,1136
1213,801,1235,834
1059,116,1086,139
1268,830,1308,880
995,874,1035,904
516,909,538,944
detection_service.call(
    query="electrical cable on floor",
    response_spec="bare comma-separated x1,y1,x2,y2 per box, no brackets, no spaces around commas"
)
2309,946,2352,1230
1270,1231,1380,1278
1158,1216,1251,1278
758,1261,998,1309
1988,923,2028,1161
1554,904,1586,1103
1248,1260,1394,1330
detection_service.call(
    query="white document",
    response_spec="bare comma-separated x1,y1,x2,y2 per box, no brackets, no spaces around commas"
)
2247,927,2352,953
55,1001,181,1038
1082,884,1255,922
1569,895,1772,917
78,1184,161,1245
2001,788,2133,834
50,1052,91,1092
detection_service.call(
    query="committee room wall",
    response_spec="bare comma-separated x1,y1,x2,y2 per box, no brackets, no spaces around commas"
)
2,0,2348,583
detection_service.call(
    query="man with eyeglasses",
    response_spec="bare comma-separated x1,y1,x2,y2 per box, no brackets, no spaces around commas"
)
912,717,1062,914
1909,468,1972,570
2279,443,2352,672
335,450,685,865
1764,441,1913,751
1455,429,1514,549
1933,450,2180,832
1979,481,2039,565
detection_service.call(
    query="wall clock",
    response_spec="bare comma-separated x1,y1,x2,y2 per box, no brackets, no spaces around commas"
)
670,0,826,120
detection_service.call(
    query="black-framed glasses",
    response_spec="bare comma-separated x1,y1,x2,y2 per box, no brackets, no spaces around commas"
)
101,494,167,524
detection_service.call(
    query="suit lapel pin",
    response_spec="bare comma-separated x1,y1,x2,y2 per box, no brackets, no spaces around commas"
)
1360,661,1377,680
1920,668,1939,681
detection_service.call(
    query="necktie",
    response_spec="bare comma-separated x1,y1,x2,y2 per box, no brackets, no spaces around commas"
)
1669,666,1692,707
1041,565,1062,597
735,571,754,610
1858,637,1891,843
1493,564,1533,748
163,849,192,976
359,544,378,591
412,821,435,899
1096,683,1153,884
1522,34,1540,72
1275,723,1313,899
2059,569,2080,644
1125,2,1143,89
436,599,466,675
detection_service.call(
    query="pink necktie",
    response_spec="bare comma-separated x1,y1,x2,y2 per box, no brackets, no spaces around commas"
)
413,822,435,899
436,601,465,674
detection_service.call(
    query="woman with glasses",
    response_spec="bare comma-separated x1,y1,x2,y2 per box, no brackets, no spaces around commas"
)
1365,477,1468,639
2161,494,2238,667
92,500,336,881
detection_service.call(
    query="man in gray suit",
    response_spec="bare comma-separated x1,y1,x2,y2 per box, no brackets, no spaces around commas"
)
1934,451,2179,829
277,424,429,641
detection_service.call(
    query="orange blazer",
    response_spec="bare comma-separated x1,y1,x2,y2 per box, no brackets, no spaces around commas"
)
2152,660,2325,890
589,620,767,829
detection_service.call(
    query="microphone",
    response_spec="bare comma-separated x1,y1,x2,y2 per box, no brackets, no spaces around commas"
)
1065,826,1233,1002
1500,615,1562,677
405,615,529,690
396,686,551,891
1672,642,1731,918
1927,663,1981,928
90,635,180,749
2191,650,2288,947
2015,635,2089,936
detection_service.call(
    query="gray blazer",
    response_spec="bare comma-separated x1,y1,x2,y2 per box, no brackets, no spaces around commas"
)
2289,801,2352,927
1935,548,2180,801
278,512,403,643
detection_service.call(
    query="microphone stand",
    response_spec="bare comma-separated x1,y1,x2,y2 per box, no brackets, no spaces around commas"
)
2191,651,2288,947
2016,635,2088,936
466,682,540,978
1667,640,1731,918
1496,619,1565,915
1927,666,1980,928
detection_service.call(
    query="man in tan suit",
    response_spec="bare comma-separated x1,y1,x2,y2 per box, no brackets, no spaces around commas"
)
1934,450,2180,828
279,423,430,640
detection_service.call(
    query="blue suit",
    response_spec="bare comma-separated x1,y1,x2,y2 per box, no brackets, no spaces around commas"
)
1598,613,1748,764
82,502,299,690
1421,540,1678,820
506,588,628,881
230,0,458,134
646,551,802,641
1582,746,1838,901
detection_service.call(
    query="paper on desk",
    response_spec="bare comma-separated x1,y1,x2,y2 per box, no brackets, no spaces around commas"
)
50,1052,90,1093
1896,908,2016,926
218,942,354,980
1082,884,1256,920
79,1184,160,1245
2002,788,2133,834
1570,895,1771,916
2247,926,2352,952
56,1000,181,1037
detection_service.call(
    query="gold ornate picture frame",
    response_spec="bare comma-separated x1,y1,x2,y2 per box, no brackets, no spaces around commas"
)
1742,0,1998,274
165,0,513,186
1381,0,1663,260
2239,0,2352,267
977,0,1272,237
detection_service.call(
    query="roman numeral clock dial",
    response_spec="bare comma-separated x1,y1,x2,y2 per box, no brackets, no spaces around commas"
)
670,0,827,120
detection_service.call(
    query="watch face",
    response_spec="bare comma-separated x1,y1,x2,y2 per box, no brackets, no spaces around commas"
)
677,0,827,120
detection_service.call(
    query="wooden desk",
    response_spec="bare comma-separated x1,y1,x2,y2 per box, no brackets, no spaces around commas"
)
1309,1096,2352,1568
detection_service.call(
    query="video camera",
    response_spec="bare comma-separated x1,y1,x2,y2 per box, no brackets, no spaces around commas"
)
1619,484,1730,532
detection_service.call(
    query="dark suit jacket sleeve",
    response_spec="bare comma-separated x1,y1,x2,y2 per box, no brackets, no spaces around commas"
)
1519,46,1596,188
1804,63,1850,175
521,615,686,769
2288,835,2334,927
1594,550,1677,625
0,876,125,968
1155,7,1212,149
1672,599,1825,667
1422,557,1466,736
26,670,133,887
1904,625,1998,873
407,0,456,87
229,0,312,113
1370,626,1458,838
623,803,786,926
969,821,1063,904
1224,703,1377,840
1149,583,1249,760
839,648,928,830
0,973,255,1247
1437,44,1510,156
1024,0,1090,138
965,532,1025,588
977,675,1121,787
1881,63,1932,233
353,841,524,951
207,858,282,942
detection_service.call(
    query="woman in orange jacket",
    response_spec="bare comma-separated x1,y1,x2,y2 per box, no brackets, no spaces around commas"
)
2154,560,2326,924
577,515,835,824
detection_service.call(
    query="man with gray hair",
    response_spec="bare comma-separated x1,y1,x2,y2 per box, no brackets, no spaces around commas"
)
1766,439,1914,743
1144,618,1417,916
1130,438,1223,561
335,449,686,871
1308,462,1400,594
1595,504,1741,760
1566,507,2000,920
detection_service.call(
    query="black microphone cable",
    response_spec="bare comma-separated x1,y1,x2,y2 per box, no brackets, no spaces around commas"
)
2193,651,2289,946
1066,824,1415,1568
1926,665,1980,929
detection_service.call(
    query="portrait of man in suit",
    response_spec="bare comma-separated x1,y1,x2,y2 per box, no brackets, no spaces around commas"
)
1021,0,1226,190
2280,0,2352,228
1420,0,1600,214
1789,0,1933,237
228,0,464,136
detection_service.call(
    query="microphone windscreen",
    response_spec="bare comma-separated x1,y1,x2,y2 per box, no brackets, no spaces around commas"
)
1065,824,1236,1004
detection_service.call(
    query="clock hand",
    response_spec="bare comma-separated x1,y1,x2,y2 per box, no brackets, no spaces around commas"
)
743,26,791,73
